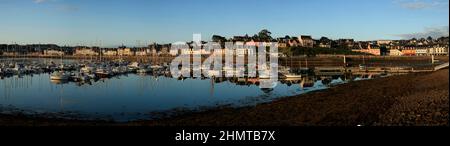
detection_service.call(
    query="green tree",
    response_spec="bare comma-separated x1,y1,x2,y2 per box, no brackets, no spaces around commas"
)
427,36,433,42
252,34,259,41
212,35,226,42
257,29,272,42
319,37,331,42
284,35,291,40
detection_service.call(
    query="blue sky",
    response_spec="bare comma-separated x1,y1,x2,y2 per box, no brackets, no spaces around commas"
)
0,0,448,47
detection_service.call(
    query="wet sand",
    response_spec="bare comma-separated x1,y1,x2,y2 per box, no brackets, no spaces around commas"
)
1,69,448,126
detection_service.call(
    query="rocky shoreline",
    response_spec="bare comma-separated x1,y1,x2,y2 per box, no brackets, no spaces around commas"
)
1,69,448,126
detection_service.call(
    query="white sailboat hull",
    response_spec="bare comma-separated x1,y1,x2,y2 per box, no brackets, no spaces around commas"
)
284,74,302,78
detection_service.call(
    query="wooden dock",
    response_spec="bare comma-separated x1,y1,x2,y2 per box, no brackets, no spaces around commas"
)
435,62,449,71
314,67,346,76
314,65,438,76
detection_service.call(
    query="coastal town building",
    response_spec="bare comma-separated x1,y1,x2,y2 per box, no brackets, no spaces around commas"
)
389,49,403,56
352,43,381,56
158,45,170,56
44,49,65,56
74,47,99,56
1,36,448,57
151,48,157,55
276,36,290,48
429,45,448,56
353,48,381,56
278,42,288,48
377,40,392,45
149,43,170,56
336,39,355,49
415,47,428,56
317,37,332,48
26,52,43,56
298,35,314,48
103,49,118,56
402,46,416,56
288,38,300,47
169,48,179,56
135,48,151,56
117,47,134,56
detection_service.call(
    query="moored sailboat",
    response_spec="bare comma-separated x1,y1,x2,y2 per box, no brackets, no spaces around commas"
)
95,68,113,78
50,71,70,80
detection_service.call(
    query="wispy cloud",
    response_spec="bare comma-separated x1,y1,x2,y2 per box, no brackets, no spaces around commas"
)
57,4,79,12
33,0,49,4
396,26,449,39
401,1,433,9
394,0,449,10
31,0,79,12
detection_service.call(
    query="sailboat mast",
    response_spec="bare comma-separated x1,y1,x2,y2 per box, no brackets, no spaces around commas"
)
98,40,101,62
61,44,63,71
305,57,308,69
363,55,365,65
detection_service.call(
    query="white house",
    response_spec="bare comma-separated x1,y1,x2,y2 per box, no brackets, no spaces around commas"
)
415,48,428,56
44,50,65,56
429,46,448,56
75,48,98,56
389,49,403,56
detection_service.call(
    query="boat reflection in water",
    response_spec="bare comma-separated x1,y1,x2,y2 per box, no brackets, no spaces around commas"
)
50,79,70,85
0,59,380,122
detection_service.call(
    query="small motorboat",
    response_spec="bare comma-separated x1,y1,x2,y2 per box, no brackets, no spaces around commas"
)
71,72,90,82
150,65,163,69
81,66,95,73
136,67,152,74
284,74,302,79
95,68,112,78
50,71,70,80
128,62,140,70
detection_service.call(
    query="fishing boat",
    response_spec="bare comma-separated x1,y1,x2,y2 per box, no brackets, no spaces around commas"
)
258,69,272,79
136,66,152,74
58,64,66,70
237,77,246,82
50,79,69,84
128,62,140,69
359,64,367,70
112,66,128,74
207,70,220,77
45,63,57,72
259,74,271,79
150,65,163,69
284,73,302,79
12,63,25,75
95,68,112,78
192,66,201,75
0,63,5,75
71,72,90,82
79,74,90,81
0,68,4,76
87,73,96,79
50,47,70,81
280,66,303,79
300,78,315,88
81,65,95,73
180,67,191,77
50,71,70,80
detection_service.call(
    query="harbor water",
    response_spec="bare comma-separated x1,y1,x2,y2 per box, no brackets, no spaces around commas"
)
0,58,363,121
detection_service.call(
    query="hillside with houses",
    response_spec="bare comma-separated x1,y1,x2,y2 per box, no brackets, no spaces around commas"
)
1,30,448,57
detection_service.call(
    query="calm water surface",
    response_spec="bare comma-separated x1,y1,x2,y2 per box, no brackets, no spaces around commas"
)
0,58,344,121
0,74,331,121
